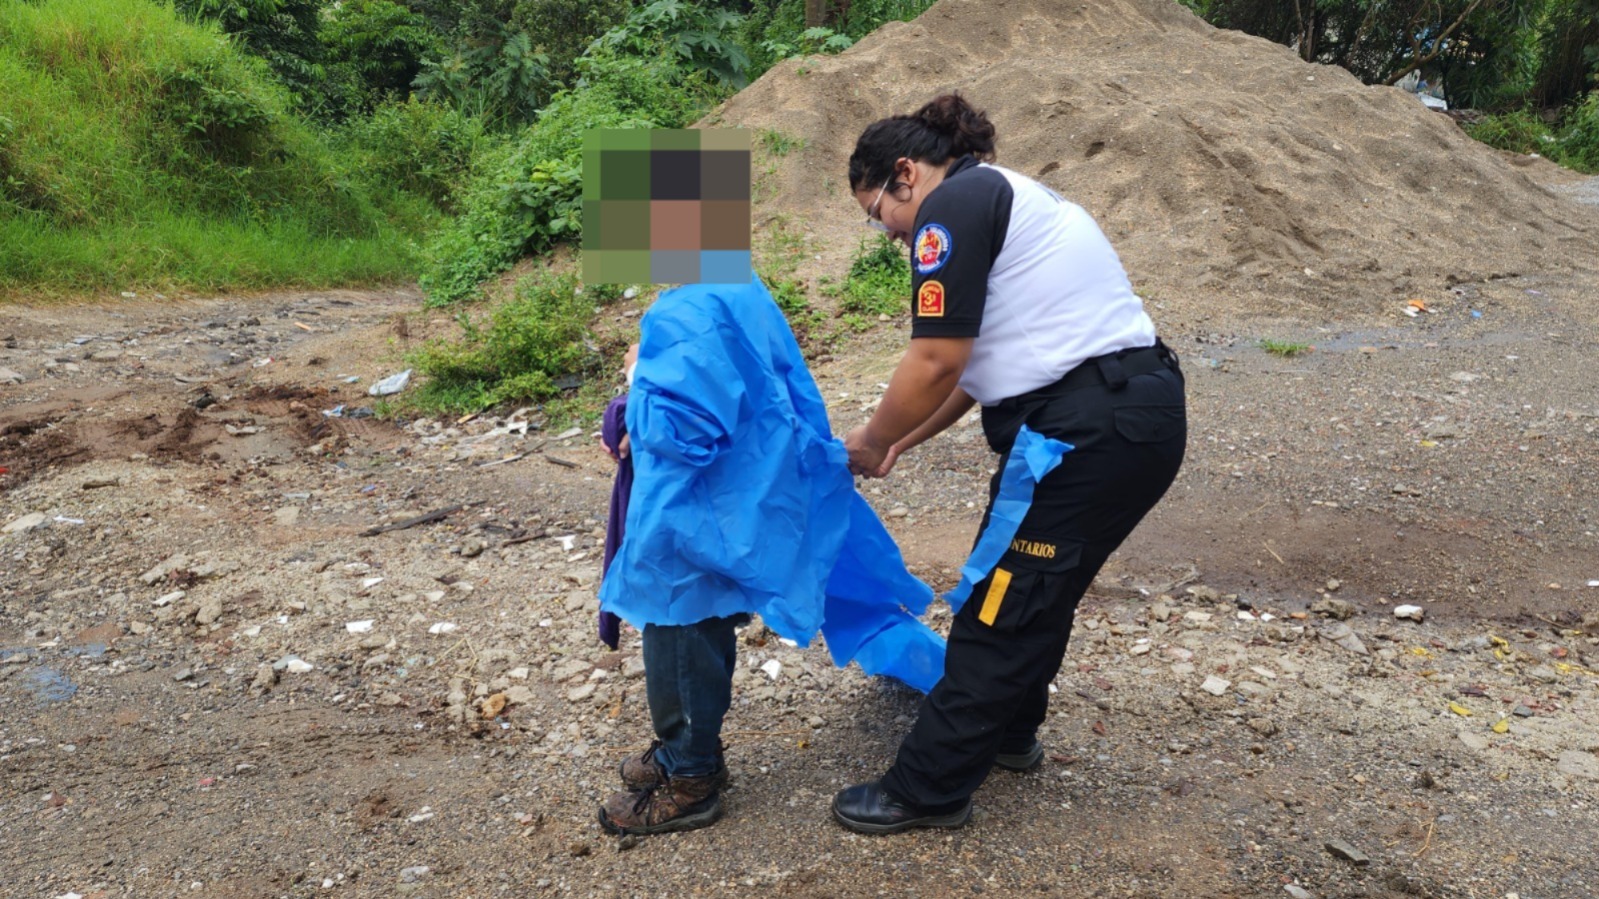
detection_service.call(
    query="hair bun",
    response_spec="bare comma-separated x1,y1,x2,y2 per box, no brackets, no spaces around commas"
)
914,93,996,160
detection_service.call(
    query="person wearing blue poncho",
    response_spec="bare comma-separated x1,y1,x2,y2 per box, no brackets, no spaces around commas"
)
831,94,1188,834
596,276,945,836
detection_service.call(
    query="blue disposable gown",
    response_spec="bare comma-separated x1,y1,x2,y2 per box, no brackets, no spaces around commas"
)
598,278,945,692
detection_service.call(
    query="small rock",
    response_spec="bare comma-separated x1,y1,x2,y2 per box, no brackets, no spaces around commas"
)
1324,838,1370,866
173,667,194,682
398,866,430,883
568,842,591,858
272,655,313,674
1528,665,1559,684
0,367,24,384
886,506,910,519
1393,604,1425,622
3,512,48,534
460,537,486,558
617,834,641,852
568,683,597,702
506,686,536,705
1284,885,1313,899
250,664,277,693
1557,750,1599,781
1247,717,1279,737
1322,623,1368,655
1324,578,1341,592
195,595,224,626
273,507,301,526
623,656,647,679
1458,731,1489,751
1310,598,1355,620
1200,675,1231,696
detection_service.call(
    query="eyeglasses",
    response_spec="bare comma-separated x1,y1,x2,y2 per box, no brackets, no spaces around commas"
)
864,178,893,232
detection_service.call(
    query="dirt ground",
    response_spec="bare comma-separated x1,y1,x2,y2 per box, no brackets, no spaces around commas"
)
4,0,1599,892
3,238,1598,899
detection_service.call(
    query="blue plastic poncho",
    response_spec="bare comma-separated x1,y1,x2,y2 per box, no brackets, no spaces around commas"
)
943,427,1073,614
598,277,945,692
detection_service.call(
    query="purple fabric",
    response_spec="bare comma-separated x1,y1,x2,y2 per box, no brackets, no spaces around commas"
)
598,394,630,649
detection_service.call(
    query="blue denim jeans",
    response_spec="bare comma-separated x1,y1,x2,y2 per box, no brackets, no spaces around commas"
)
641,614,745,778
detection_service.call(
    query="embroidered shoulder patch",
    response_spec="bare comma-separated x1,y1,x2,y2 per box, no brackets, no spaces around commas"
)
913,224,952,275
917,280,945,318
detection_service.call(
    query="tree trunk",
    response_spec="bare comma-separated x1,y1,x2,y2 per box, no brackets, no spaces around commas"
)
805,0,828,27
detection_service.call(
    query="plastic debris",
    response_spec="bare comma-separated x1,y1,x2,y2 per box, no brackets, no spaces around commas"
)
1448,701,1473,717
428,622,457,635
368,369,412,397
1200,675,1231,696
1394,604,1425,622
345,620,374,634
760,659,782,680
1491,717,1510,734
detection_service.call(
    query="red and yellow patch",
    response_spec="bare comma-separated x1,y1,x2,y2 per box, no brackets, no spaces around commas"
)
916,280,945,317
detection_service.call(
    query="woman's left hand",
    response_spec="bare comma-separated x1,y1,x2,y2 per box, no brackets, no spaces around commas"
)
844,426,889,477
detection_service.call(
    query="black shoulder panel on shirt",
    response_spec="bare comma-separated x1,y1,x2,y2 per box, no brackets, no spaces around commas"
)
908,165,1013,340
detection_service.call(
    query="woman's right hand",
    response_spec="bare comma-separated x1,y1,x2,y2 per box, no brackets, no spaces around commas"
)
867,443,902,478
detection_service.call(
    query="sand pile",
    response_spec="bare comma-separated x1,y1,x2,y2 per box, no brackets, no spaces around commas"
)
718,0,1598,319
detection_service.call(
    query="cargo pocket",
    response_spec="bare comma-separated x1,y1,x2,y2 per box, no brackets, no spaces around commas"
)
1113,404,1185,444
973,534,1084,635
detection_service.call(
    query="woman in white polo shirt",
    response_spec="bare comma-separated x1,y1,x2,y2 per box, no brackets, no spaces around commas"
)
834,93,1187,834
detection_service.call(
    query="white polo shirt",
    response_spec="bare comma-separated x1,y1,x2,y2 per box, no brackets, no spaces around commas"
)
907,157,1156,406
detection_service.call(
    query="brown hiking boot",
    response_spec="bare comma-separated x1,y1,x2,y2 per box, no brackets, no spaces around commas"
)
598,773,724,835
618,740,729,791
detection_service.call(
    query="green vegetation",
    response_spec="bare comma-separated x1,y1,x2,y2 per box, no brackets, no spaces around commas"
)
1177,0,1599,167
829,235,912,318
0,0,440,297
406,272,625,414
1259,339,1313,358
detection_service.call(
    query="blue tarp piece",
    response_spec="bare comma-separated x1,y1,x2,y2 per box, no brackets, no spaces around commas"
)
943,426,1073,614
598,277,945,691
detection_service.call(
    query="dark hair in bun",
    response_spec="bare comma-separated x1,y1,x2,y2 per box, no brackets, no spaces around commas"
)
848,93,997,191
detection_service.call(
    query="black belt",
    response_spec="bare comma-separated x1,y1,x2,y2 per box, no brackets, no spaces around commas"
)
1009,340,1179,405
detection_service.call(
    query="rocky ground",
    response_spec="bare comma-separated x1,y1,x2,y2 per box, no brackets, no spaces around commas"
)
2,254,1598,899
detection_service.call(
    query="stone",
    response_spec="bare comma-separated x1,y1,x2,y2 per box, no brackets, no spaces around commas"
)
1324,578,1341,592
399,866,430,883
1285,886,1313,899
461,537,486,558
1557,750,1599,781
1310,598,1355,620
1200,675,1231,696
886,506,910,519
567,683,596,702
1324,838,1370,866
0,367,24,384
140,554,190,585
506,686,536,705
1528,665,1559,684
1247,717,1279,737
1322,623,1368,655
623,656,647,679
273,507,300,526
1458,731,1489,751
3,512,47,534
250,664,277,693
195,595,224,626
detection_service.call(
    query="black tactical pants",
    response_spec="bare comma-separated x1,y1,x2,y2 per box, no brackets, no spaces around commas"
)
882,345,1187,808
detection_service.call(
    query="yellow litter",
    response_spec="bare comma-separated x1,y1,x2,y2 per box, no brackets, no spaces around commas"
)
1410,647,1433,658
1554,661,1599,677
1448,702,1473,717
1491,718,1510,734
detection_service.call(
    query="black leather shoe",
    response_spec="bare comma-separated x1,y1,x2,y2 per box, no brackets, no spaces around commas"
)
993,740,1044,772
831,780,971,834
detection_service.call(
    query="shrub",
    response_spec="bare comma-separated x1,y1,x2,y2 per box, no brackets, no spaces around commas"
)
1553,89,1599,173
341,98,489,209
407,272,625,413
1464,108,1555,154
831,235,911,318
